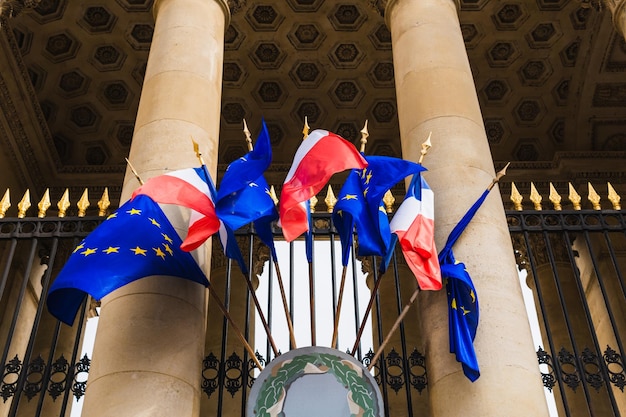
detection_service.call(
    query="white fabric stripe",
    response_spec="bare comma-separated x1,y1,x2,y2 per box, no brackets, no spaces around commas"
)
390,196,421,232
283,129,329,183
166,169,211,199
421,188,435,219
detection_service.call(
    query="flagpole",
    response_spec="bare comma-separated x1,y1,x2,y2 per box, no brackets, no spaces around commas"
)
351,135,432,356
366,163,509,371
125,158,144,185
331,120,368,349
207,284,263,370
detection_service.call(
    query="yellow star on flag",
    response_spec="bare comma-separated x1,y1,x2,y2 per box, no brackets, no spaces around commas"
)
163,243,174,256
162,233,173,244
81,248,97,256
103,246,119,254
153,247,166,260
342,194,358,201
127,208,142,215
149,218,160,227
106,212,117,220
73,243,85,254
130,246,147,256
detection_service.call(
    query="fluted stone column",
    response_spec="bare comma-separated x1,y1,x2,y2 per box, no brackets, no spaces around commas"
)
385,0,550,415
81,1,229,416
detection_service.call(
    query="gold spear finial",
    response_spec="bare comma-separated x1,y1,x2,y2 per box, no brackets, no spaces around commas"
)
359,120,369,153
0,189,10,218
309,194,318,213
568,183,582,210
17,189,31,218
57,189,70,217
510,182,523,211
608,182,621,210
243,119,253,152
125,157,144,185
588,182,601,210
98,187,110,216
530,182,542,210
269,186,279,206
77,188,90,217
488,162,510,191
418,132,432,164
191,137,206,166
549,183,562,210
302,116,310,140
37,189,51,217
383,189,395,213
325,185,337,213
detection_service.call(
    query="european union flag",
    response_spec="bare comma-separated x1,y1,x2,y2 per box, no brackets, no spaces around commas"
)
438,189,489,382
47,194,209,326
333,155,425,266
216,119,278,263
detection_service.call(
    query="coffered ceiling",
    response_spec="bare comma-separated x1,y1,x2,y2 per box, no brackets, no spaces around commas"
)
1,0,625,205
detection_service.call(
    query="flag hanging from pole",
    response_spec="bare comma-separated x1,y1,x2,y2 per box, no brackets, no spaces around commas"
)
47,194,208,326
389,173,442,291
279,129,367,242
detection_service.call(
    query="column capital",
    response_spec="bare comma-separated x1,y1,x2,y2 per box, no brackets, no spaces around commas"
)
0,0,40,19
380,0,461,28
604,0,626,38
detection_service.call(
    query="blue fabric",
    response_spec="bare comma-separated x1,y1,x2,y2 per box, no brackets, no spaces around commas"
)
333,155,425,267
438,189,489,382
305,200,313,263
215,119,278,266
47,194,208,326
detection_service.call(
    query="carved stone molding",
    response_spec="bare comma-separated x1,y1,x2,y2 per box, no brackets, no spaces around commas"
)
604,0,626,38
0,0,41,19
226,0,246,15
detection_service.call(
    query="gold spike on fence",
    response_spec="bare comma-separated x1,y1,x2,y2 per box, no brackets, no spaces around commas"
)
0,187,115,218
508,182,623,211
325,185,337,213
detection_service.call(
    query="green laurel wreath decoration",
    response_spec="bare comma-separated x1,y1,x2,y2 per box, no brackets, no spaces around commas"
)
254,353,377,417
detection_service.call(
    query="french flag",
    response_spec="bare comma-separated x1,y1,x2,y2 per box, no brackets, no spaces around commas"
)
131,167,220,251
390,173,442,291
279,129,368,242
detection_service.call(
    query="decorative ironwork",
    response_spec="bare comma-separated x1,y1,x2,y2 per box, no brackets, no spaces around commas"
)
23,355,45,400
247,352,265,388
408,349,427,393
72,354,90,400
361,349,380,385
604,345,626,392
557,347,581,391
384,348,404,394
1,355,22,402
580,347,604,392
48,355,70,401
202,352,220,399
536,347,556,392
224,352,243,397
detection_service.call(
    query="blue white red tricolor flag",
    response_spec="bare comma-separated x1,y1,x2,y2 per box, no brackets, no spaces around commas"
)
389,173,442,290
279,129,367,242
131,167,220,251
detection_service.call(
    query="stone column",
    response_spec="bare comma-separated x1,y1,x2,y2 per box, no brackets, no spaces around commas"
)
80,1,229,416
605,0,626,39
385,0,550,415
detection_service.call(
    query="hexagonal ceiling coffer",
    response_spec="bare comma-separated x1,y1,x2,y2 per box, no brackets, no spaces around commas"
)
115,0,153,12
487,41,520,68
549,118,564,144
132,61,147,86
114,121,134,148
329,42,365,69
461,23,484,49
514,141,540,161
334,121,360,143
370,100,397,124
368,61,394,88
293,99,325,126
99,80,134,110
53,134,71,164
250,42,286,69
31,0,66,24
222,144,249,164
12,25,33,55
125,23,153,51
58,69,91,98
368,23,391,50
90,44,126,71
79,6,117,33
27,64,46,92
289,61,326,88
526,22,562,48
223,61,247,87
224,24,245,50
222,101,248,125
246,5,284,31
571,6,591,30
253,80,288,108
39,100,57,123
43,31,80,63
329,80,365,109
329,4,366,31
560,39,580,67
85,141,110,165
371,140,398,157
264,120,285,146
484,118,509,145
553,79,569,106
288,23,326,50
69,104,102,132
286,0,324,12
492,3,528,30
480,79,511,104
537,0,568,10
519,59,553,86
514,98,545,125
